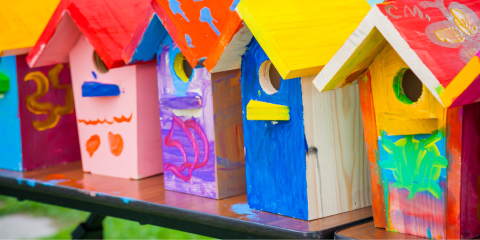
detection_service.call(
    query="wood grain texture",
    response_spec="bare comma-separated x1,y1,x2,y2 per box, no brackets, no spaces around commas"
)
302,76,371,219
446,106,462,239
211,69,246,199
336,221,425,239
0,161,374,236
236,0,371,79
357,69,386,229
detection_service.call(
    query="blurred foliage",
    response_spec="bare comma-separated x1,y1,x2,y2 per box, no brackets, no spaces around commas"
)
0,195,213,239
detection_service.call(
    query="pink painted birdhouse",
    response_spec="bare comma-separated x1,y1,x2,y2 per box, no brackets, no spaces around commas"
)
123,0,246,199
0,0,80,172
314,0,480,238
26,0,163,179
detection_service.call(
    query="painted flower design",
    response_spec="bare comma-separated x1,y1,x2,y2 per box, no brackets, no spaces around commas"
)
379,132,448,200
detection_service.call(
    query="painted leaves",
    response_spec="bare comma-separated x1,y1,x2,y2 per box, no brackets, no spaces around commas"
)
379,132,448,200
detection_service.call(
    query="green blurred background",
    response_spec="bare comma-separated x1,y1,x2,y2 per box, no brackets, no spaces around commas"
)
0,195,213,239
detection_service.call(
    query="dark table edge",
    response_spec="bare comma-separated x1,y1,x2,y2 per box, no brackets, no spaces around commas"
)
0,175,373,239
334,221,373,240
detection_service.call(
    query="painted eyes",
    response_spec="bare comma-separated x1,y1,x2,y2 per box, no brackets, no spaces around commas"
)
86,132,124,157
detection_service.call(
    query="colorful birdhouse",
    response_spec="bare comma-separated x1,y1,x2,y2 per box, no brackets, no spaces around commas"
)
123,0,246,199
26,0,163,179
0,0,81,171
314,0,480,238
184,0,372,220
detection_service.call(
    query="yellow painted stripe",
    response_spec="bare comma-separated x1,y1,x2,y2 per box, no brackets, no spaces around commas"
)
440,55,480,108
246,100,289,121
381,114,438,136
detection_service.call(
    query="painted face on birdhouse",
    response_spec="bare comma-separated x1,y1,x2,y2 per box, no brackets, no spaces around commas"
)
367,44,448,237
157,36,217,198
240,38,309,220
69,36,136,174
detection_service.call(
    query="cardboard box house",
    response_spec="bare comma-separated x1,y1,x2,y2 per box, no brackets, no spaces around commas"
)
26,0,163,179
0,0,81,171
123,0,246,199
314,0,480,238
199,0,373,220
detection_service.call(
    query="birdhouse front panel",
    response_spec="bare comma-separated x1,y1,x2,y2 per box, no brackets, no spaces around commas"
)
69,36,163,179
364,43,452,238
0,54,80,171
157,36,218,199
241,38,309,220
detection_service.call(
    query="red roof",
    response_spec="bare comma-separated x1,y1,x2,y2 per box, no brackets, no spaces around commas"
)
27,0,150,69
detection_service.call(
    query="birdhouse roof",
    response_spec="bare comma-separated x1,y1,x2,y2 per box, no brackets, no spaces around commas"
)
123,0,237,68
204,0,372,80
313,0,480,108
0,0,60,57
26,0,150,69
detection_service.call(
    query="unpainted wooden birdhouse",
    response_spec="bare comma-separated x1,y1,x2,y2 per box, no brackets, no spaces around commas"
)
26,0,163,179
314,0,480,238
123,0,246,199
0,0,80,172
199,0,374,220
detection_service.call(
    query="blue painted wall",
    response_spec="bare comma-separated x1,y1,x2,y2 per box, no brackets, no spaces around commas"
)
0,56,23,171
240,38,309,220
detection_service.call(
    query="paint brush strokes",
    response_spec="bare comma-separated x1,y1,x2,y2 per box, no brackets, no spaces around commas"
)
231,203,259,220
168,0,189,22
200,7,220,36
78,114,133,125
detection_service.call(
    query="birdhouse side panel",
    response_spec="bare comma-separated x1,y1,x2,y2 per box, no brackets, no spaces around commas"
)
16,54,81,171
135,62,164,178
211,69,246,199
69,36,140,179
369,44,448,238
0,56,23,171
157,37,217,198
460,102,480,239
357,69,387,229
301,76,371,219
241,38,309,220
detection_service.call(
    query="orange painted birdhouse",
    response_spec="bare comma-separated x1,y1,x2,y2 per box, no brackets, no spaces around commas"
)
314,0,480,238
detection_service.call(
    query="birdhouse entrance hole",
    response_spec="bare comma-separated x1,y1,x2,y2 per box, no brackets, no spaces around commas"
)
259,60,281,95
174,53,193,82
93,51,109,74
393,68,423,104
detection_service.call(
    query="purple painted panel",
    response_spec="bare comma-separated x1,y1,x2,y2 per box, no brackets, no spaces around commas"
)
157,37,216,198
16,54,81,171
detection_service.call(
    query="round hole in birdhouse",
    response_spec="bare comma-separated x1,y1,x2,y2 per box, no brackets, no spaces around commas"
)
173,52,193,82
93,51,109,74
393,68,423,104
259,60,281,95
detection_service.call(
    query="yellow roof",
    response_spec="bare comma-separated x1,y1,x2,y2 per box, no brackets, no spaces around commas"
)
237,0,371,79
0,0,60,57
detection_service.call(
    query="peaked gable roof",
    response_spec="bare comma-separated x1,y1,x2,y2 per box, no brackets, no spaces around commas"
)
204,0,372,80
0,0,60,57
26,0,151,69
314,0,480,108
123,0,237,67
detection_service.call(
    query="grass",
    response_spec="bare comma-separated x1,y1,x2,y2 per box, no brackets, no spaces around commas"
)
0,195,213,239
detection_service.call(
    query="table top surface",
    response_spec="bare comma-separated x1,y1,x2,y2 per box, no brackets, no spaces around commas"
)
335,222,425,239
0,161,373,239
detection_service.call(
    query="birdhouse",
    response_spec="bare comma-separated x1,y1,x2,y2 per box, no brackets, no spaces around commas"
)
314,0,480,238
26,0,163,179
198,0,373,220
123,0,246,198
0,0,81,171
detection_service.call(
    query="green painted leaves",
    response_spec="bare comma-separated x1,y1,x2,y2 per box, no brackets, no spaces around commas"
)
0,73,10,94
379,132,447,200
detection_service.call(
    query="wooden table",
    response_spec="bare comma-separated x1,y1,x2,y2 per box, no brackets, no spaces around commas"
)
0,161,373,239
334,221,425,239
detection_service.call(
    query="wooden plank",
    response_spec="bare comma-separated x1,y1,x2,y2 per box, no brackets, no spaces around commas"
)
211,69,246,199
302,76,371,219
0,161,374,239
335,221,424,239
357,69,386,229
